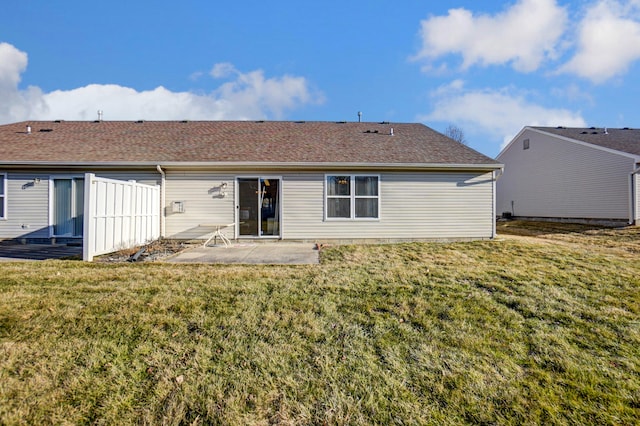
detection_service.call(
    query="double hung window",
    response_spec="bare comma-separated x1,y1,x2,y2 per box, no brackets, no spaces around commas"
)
326,175,379,219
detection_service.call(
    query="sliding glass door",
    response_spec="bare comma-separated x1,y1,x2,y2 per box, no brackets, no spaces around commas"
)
237,178,280,237
52,177,84,237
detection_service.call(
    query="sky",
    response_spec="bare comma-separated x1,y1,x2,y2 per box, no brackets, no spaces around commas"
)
1,0,640,157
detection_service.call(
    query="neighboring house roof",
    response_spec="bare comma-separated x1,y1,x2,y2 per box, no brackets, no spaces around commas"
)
531,126,640,157
0,121,500,169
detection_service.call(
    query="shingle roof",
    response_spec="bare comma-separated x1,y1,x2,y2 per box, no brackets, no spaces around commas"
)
532,126,640,157
0,121,499,168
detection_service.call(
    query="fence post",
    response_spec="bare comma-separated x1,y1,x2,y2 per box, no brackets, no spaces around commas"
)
82,173,95,261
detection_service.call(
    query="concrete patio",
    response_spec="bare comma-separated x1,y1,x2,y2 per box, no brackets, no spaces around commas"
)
0,241,320,264
164,242,320,265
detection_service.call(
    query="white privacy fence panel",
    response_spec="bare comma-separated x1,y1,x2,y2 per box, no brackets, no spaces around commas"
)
83,173,160,261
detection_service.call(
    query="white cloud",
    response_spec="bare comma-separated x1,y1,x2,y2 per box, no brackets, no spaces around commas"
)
0,43,48,122
211,69,321,119
210,63,237,79
0,43,323,124
558,0,640,83
550,83,595,106
414,0,567,72
0,43,27,87
420,82,586,149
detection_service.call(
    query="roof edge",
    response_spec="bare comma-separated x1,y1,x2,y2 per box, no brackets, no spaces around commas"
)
0,161,503,171
498,126,640,161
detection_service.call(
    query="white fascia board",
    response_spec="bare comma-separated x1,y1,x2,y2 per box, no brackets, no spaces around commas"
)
495,127,530,160
0,161,503,172
155,162,503,172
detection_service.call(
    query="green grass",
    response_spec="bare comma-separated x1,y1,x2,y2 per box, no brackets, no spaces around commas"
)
1,222,639,425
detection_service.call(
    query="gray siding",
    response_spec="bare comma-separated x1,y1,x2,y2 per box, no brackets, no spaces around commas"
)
164,171,496,241
0,170,159,240
497,129,636,220
164,172,236,239
283,172,494,240
1,173,51,239
1,168,495,242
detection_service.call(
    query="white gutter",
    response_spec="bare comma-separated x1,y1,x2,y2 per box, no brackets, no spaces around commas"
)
629,166,640,225
0,161,503,171
156,165,166,237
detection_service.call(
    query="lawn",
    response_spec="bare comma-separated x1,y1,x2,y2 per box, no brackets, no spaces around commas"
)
1,221,639,425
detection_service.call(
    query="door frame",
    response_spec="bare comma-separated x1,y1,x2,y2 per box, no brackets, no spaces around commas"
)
235,176,282,239
49,175,85,238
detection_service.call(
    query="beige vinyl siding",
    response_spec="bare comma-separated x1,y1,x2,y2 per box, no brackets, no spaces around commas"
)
497,129,636,220
164,171,236,240
162,171,495,241
283,172,494,240
1,168,495,242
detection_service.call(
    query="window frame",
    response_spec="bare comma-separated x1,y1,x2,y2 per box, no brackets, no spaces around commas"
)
324,174,380,221
0,173,6,220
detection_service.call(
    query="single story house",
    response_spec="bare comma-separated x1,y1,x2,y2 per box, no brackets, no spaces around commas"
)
0,120,502,247
497,126,640,225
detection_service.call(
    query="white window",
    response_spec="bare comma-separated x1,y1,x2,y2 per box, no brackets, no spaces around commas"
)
0,173,6,219
326,175,379,220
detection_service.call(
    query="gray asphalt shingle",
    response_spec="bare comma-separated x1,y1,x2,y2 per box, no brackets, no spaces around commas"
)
533,126,640,157
0,121,499,166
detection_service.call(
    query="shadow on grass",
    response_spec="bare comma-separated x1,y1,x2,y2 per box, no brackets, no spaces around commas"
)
497,219,619,236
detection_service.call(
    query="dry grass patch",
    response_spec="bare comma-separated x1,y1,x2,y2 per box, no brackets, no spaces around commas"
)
1,225,639,424
497,220,640,255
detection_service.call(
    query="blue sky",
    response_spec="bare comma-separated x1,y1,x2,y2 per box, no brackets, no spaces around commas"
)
1,0,640,157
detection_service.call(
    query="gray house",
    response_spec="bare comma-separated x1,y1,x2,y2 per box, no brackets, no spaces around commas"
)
497,126,640,225
0,120,502,244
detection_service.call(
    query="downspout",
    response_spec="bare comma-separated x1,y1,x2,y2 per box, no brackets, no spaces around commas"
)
492,167,505,238
629,166,640,225
156,165,166,237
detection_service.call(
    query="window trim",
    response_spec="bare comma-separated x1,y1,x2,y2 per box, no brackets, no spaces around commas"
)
0,173,6,220
324,174,380,221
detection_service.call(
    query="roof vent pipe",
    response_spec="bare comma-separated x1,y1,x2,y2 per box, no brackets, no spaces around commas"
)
390,127,394,136
97,110,103,122
26,125,31,134
604,127,608,134
358,111,362,122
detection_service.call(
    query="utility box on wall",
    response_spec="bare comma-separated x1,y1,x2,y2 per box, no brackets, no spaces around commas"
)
172,201,185,213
